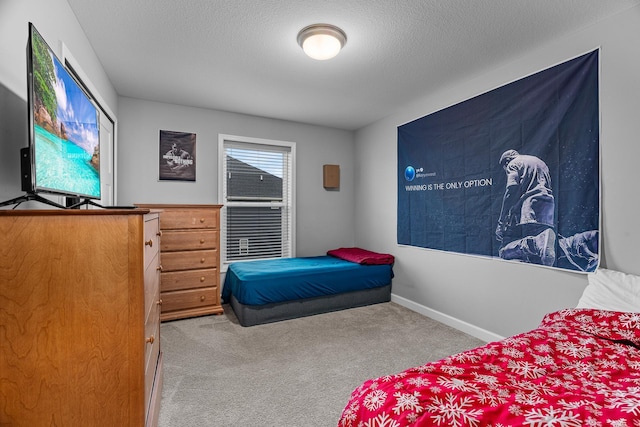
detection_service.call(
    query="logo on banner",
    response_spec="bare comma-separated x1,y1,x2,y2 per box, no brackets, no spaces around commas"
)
404,166,416,181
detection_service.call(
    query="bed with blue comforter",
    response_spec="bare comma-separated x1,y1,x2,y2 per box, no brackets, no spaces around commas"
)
222,249,394,326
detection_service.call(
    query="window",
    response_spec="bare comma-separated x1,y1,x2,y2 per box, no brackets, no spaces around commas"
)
219,134,295,266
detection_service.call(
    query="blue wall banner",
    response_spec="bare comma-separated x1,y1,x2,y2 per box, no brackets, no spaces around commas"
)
397,50,599,272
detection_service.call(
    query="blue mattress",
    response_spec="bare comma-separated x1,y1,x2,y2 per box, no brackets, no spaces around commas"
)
222,256,394,306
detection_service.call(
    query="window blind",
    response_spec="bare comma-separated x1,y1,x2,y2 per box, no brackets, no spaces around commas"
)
222,140,293,262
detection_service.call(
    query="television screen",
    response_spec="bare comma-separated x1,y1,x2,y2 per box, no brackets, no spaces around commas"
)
27,23,101,199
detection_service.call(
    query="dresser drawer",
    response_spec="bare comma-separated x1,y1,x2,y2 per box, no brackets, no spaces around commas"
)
161,287,219,313
143,214,160,270
144,252,161,322
144,297,160,368
161,249,217,272
161,230,218,251
144,253,161,384
160,208,219,230
144,315,160,414
161,268,218,292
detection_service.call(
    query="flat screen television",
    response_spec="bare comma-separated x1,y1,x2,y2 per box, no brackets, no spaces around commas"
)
24,23,101,202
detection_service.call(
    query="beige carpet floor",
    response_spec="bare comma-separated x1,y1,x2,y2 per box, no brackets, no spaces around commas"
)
158,302,485,427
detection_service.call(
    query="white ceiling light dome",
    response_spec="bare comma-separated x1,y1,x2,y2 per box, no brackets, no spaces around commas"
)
297,24,347,60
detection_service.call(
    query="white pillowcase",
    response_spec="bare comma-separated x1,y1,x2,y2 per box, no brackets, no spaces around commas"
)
576,268,640,312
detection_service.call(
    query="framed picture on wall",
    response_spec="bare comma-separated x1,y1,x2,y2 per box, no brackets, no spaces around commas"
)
159,129,196,181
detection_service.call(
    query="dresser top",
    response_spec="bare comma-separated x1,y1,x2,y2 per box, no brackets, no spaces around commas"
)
136,204,223,209
0,208,151,217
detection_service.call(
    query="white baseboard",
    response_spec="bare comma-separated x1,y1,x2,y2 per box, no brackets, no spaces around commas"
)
391,294,505,343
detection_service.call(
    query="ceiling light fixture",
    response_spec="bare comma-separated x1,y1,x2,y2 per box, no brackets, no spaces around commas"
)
297,24,347,60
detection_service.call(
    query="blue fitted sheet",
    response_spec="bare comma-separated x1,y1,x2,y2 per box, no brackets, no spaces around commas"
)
222,256,394,306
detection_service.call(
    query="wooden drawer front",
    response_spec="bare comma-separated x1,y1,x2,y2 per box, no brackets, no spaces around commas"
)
144,316,160,415
161,230,218,251
143,225,161,426
144,252,161,323
144,258,161,377
147,352,163,427
144,215,160,269
161,249,217,272
161,268,218,292
160,209,218,230
162,287,219,313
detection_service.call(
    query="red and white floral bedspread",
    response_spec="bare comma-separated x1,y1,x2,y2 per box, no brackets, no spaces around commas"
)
339,309,640,427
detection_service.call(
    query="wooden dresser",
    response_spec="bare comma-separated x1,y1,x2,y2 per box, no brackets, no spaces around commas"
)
0,209,163,427
136,204,223,321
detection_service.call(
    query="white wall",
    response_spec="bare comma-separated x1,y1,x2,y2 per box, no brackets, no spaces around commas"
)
354,6,640,338
117,96,356,257
0,0,117,205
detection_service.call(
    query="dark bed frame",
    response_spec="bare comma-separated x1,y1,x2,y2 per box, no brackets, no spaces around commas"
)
228,284,392,326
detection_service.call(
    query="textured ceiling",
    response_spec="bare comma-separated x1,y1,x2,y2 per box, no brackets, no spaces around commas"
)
67,0,640,131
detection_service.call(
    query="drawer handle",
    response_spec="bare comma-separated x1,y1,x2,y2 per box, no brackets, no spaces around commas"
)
200,295,206,302
200,258,205,263
200,276,205,282
200,218,205,223
145,239,153,247
157,299,163,306
157,231,162,237
146,335,155,344
157,265,163,272
200,239,205,244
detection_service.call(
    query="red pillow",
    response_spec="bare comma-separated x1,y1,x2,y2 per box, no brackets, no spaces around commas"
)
327,247,394,265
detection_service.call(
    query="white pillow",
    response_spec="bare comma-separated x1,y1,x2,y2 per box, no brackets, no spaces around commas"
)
576,268,640,312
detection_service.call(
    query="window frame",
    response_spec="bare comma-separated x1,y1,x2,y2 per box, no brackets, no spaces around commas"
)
218,134,296,271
